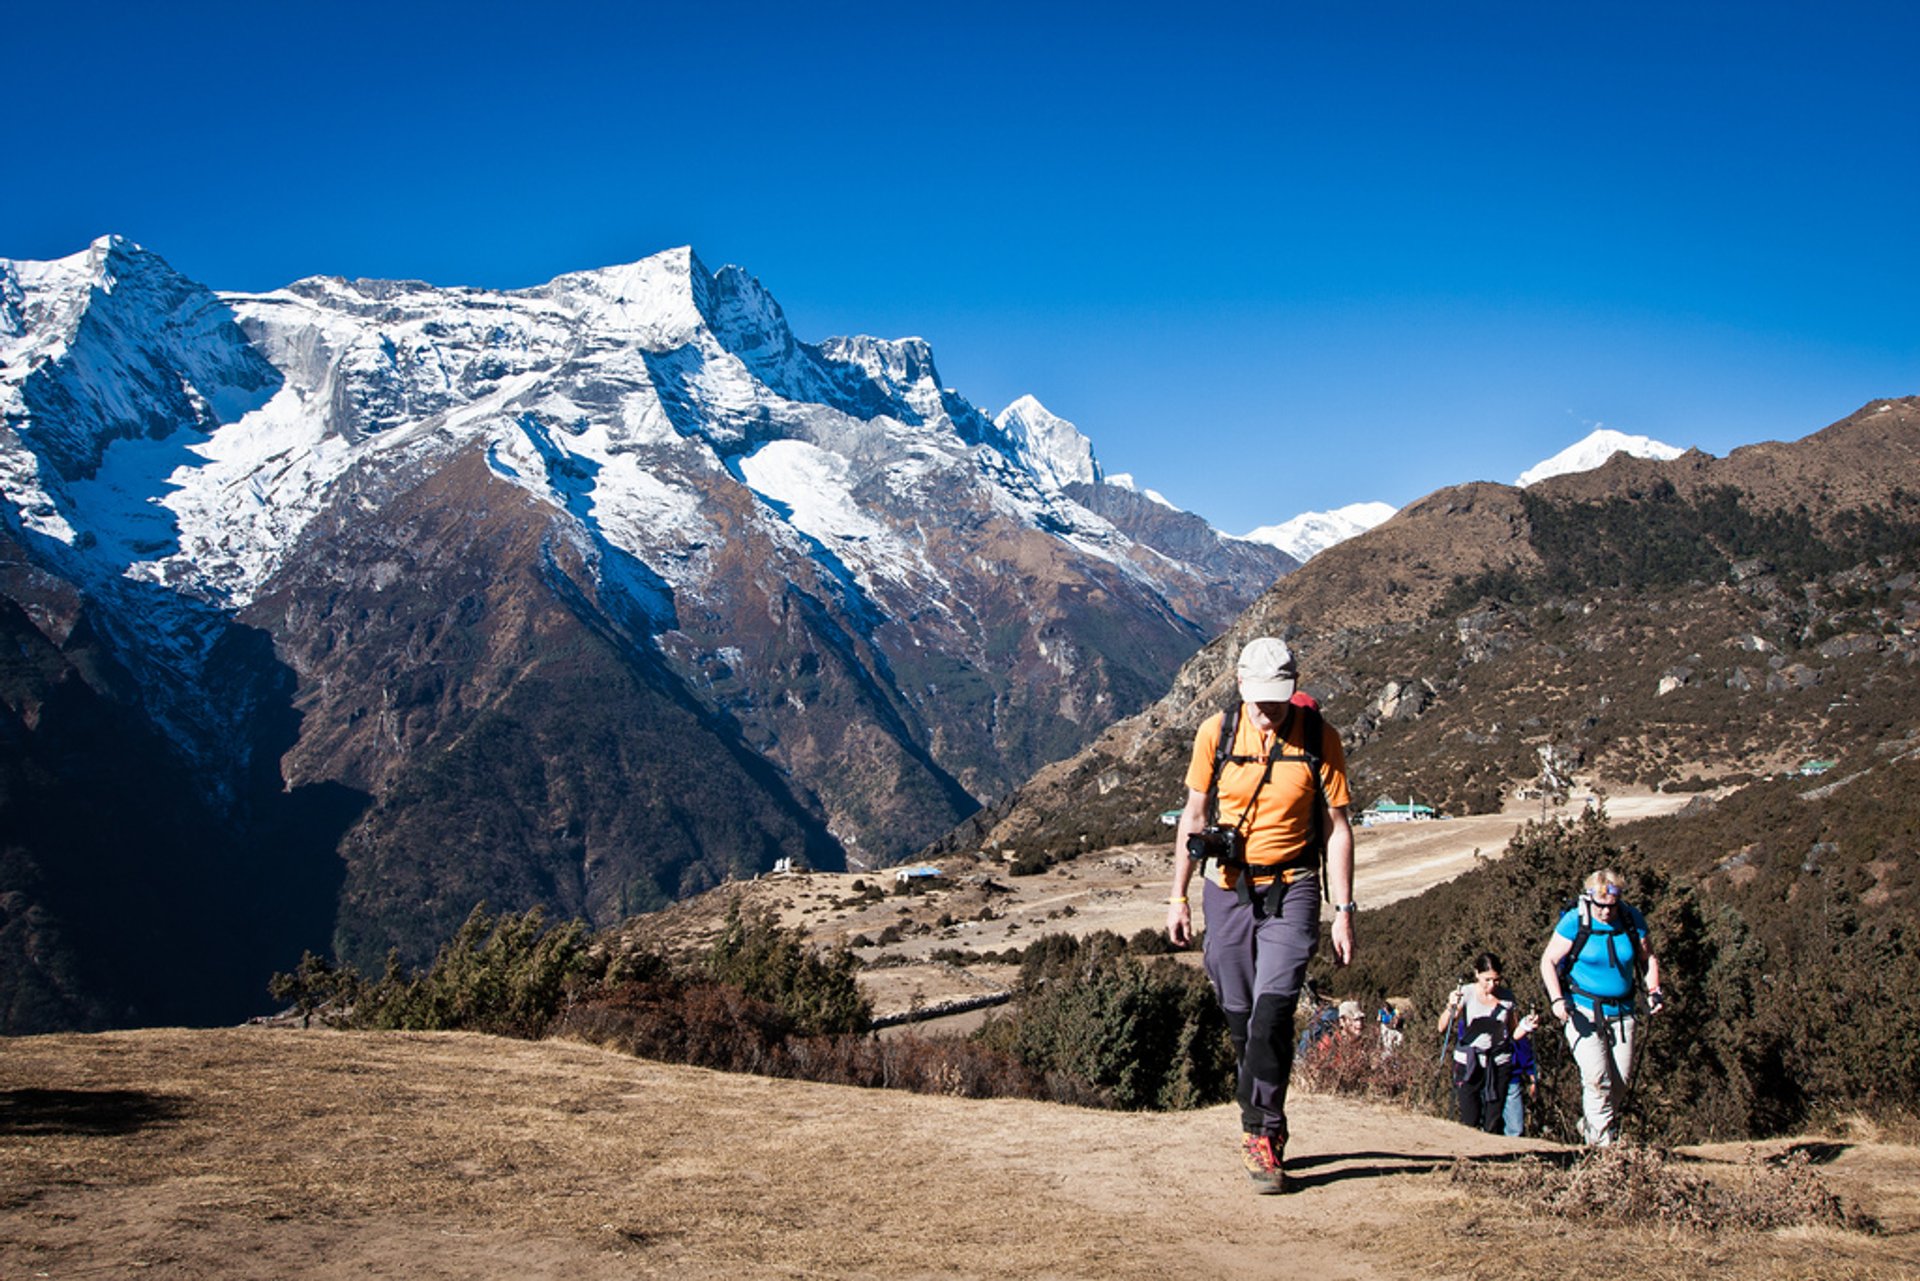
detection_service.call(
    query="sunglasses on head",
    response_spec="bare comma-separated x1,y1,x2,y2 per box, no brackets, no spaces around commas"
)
1585,892,1621,907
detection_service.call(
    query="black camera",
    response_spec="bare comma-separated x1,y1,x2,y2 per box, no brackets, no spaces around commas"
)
1186,825,1243,864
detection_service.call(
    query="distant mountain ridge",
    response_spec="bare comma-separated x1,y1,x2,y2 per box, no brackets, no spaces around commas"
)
1241,501,1399,562
1516,427,1684,487
0,235,1293,1027
927,397,1920,864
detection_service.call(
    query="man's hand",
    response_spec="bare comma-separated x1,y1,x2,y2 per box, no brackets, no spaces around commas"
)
1331,909,1355,965
1166,900,1192,948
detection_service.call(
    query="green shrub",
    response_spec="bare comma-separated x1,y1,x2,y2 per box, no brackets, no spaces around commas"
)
704,905,871,1035
346,903,599,1039
1127,927,1174,956
979,932,1232,1110
267,950,360,1028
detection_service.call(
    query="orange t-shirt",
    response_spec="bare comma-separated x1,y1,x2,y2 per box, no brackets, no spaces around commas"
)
1185,706,1351,887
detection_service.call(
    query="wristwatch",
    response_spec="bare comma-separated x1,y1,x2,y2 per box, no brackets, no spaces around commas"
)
1332,901,1358,913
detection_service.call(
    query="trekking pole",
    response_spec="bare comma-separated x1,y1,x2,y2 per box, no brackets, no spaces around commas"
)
1437,985,1462,1113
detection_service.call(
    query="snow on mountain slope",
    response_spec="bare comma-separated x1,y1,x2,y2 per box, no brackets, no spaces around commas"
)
0,237,1288,876
1241,501,1398,562
2,238,1254,640
1105,473,1177,509
1516,428,1684,487
1,238,282,553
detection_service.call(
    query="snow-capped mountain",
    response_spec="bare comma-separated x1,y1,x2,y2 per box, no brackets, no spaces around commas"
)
0,236,1296,1023
1106,472,1177,510
1240,502,1399,563
1516,428,1685,487
1225,428,1683,563
993,394,1102,490
983,400,1295,598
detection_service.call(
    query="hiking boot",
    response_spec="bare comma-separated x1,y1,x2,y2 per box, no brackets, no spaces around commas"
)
1241,1132,1285,1194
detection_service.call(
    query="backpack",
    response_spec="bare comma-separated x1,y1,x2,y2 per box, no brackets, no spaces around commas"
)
1450,997,1514,1086
1295,1005,1340,1058
1202,696,1331,906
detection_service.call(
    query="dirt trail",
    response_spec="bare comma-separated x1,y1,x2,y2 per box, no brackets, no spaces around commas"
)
3,1028,1912,1280
1354,790,1699,908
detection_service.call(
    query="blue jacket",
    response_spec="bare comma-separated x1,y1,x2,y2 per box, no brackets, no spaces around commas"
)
1555,903,1648,1007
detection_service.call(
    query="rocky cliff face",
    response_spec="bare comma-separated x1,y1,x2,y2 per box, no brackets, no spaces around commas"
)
0,237,1292,1023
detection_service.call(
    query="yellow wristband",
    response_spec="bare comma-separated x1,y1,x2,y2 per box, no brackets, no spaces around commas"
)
1167,896,1188,905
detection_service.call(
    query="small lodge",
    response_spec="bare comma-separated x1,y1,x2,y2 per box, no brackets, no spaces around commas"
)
1360,798,1438,827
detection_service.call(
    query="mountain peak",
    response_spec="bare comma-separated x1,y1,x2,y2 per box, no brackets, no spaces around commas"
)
6,236,176,308
993,394,1102,490
816,333,941,394
1239,500,1398,562
1516,428,1684,488
537,245,718,347
1106,473,1178,510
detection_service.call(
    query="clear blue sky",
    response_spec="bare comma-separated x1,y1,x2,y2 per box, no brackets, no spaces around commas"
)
8,1,1915,533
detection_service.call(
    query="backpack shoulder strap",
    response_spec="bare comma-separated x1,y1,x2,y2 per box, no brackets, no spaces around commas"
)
1204,701,1240,829
1567,898,1595,963
1618,905,1649,978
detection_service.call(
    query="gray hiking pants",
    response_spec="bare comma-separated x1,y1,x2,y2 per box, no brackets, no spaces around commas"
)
1202,875,1321,1140
1566,1004,1636,1145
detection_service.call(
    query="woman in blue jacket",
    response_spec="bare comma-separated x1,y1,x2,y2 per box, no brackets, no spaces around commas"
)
1539,869,1666,1145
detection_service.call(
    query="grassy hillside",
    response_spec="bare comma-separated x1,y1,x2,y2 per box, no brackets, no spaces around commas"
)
914,399,1920,1142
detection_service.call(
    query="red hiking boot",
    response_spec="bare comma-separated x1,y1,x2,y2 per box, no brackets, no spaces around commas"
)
1241,1132,1285,1194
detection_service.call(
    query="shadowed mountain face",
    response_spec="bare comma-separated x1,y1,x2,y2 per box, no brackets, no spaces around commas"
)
0,238,1292,1023
0,528,359,1032
934,398,1920,864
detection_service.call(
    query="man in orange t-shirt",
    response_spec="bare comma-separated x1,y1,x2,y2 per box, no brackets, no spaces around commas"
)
1166,636,1356,1194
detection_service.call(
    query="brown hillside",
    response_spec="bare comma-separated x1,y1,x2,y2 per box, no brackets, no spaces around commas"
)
1263,481,1540,630
1534,397,1920,514
930,396,1920,864
4,1028,1913,1279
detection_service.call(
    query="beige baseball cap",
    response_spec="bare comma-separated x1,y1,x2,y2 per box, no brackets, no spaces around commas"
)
1236,636,1297,703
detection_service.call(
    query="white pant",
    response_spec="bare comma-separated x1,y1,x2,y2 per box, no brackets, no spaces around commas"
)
1565,1005,1636,1145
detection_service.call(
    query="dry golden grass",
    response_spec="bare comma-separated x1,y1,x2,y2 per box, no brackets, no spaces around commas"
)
4,1027,1916,1279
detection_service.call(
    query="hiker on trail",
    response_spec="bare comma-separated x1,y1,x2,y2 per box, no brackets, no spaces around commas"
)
1165,635,1356,1194
1294,995,1340,1060
1539,869,1666,1146
1439,953,1538,1133
1337,999,1366,1039
1297,999,1365,1066
1504,1029,1538,1137
1377,1002,1405,1055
